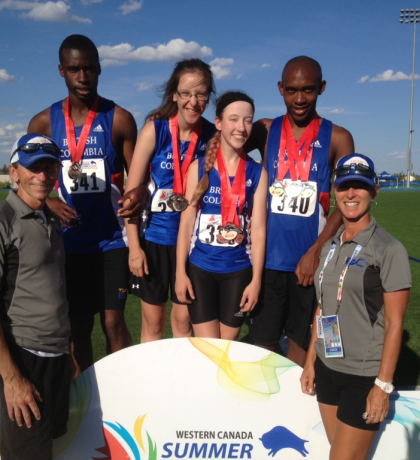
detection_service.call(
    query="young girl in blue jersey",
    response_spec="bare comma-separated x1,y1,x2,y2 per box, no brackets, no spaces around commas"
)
125,59,216,342
175,92,268,340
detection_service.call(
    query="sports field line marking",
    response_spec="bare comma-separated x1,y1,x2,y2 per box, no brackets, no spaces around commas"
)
409,256,420,264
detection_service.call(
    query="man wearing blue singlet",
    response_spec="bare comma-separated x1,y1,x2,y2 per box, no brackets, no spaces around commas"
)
247,56,354,366
27,35,138,375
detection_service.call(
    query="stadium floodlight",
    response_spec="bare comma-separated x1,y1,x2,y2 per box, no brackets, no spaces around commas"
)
399,9,419,187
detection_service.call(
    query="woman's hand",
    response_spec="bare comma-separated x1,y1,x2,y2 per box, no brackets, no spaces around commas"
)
175,272,195,305
300,363,316,395
365,385,389,424
129,247,149,278
239,279,261,312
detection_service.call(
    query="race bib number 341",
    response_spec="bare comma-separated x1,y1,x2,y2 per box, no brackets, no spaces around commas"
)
198,214,244,248
63,159,106,194
270,179,317,217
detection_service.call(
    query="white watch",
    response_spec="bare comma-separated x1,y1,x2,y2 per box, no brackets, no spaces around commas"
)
375,378,394,394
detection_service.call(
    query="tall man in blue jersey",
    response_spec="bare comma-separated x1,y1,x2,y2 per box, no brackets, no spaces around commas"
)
247,56,354,366
28,35,138,375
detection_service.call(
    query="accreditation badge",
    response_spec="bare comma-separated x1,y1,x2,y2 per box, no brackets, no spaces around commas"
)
322,315,344,358
316,315,324,339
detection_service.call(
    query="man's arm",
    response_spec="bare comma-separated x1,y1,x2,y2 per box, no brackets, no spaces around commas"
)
295,124,354,286
27,109,52,139
112,106,150,218
244,118,273,164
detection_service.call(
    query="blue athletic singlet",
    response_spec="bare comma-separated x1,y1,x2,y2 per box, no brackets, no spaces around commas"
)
265,116,332,272
189,155,262,273
142,118,215,246
50,97,127,254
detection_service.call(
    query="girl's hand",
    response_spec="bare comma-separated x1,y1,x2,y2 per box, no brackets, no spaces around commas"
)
175,272,195,304
239,279,261,312
129,247,149,278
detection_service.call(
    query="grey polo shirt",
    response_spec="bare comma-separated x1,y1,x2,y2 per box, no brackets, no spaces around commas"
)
0,191,69,354
315,217,412,376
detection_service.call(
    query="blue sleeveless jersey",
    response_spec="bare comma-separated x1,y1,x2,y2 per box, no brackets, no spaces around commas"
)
142,117,215,246
50,97,127,254
265,116,332,271
189,155,263,273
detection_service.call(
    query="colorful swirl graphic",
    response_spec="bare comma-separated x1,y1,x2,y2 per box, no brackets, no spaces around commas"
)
188,338,296,402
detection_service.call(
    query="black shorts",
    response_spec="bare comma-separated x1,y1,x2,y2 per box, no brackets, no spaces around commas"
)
129,238,184,304
249,269,316,348
315,357,379,432
65,247,130,319
188,263,253,328
0,343,72,460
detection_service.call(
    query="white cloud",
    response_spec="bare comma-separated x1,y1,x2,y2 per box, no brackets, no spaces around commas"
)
119,0,143,15
209,57,234,80
360,70,420,83
98,39,213,67
80,0,103,5
261,63,270,69
0,69,15,84
358,75,369,83
330,109,345,114
137,81,153,92
0,124,26,154
388,151,406,159
237,74,243,80
318,107,348,115
0,1,92,23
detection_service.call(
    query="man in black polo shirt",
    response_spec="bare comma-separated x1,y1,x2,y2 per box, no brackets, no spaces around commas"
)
0,134,71,460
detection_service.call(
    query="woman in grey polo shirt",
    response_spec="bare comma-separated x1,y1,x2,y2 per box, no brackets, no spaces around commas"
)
300,153,411,460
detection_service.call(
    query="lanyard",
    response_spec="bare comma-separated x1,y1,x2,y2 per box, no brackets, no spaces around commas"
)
277,114,320,182
170,114,200,195
216,147,246,227
318,241,363,316
64,95,99,165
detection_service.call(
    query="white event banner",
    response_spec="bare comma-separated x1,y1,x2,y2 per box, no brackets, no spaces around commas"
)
43,339,420,459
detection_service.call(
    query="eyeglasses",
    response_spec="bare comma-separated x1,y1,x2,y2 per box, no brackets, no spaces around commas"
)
176,90,209,101
333,164,376,178
13,143,61,156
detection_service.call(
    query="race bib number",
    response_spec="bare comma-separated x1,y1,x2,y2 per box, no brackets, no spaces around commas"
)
270,179,317,217
198,214,244,248
63,159,106,194
151,189,174,213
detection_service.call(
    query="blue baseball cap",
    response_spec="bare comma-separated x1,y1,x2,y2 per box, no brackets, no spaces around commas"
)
333,154,377,189
10,134,62,168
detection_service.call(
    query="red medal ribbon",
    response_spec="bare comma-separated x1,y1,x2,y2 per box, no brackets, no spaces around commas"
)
170,114,200,195
216,147,246,227
65,95,99,165
277,113,320,182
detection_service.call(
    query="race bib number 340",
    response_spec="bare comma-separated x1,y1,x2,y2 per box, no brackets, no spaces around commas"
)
63,159,106,194
270,179,317,217
198,214,244,248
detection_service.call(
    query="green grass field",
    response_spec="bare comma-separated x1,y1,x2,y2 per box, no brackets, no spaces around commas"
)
1,190,419,384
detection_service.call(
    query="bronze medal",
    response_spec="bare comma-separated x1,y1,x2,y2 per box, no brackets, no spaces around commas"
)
269,179,286,197
220,223,243,242
68,162,82,180
167,194,189,212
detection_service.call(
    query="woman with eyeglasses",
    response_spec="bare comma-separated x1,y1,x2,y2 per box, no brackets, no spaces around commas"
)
124,59,216,342
175,92,268,340
300,154,411,460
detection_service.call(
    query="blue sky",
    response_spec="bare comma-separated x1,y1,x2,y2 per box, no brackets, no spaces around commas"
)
0,0,419,175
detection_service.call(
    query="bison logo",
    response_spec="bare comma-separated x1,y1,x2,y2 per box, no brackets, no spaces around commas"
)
259,426,309,457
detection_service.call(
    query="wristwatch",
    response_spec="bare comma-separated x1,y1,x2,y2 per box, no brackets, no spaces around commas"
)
375,378,394,394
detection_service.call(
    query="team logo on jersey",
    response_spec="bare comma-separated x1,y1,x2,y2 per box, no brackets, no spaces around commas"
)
200,143,207,151
246,179,253,187
93,125,104,132
314,140,322,148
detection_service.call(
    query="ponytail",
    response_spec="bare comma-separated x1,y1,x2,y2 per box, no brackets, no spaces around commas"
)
190,131,221,205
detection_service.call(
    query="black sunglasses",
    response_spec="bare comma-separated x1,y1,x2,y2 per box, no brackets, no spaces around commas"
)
13,143,61,156
333,164,376,178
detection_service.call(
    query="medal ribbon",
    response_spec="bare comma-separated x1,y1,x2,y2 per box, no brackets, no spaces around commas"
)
216,147,246,227
318,241,363,316
170,114,200,195
65,95,99,165
276,113,320,182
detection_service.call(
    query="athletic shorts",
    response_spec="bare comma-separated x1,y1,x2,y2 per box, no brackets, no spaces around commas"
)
65,247,130,319
129,238,184,305
188,263,253,328
315,357,379,432
0,343,72,460
249,269,317,348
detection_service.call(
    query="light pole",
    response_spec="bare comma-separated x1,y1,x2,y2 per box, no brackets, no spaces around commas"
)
400,9,419,188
